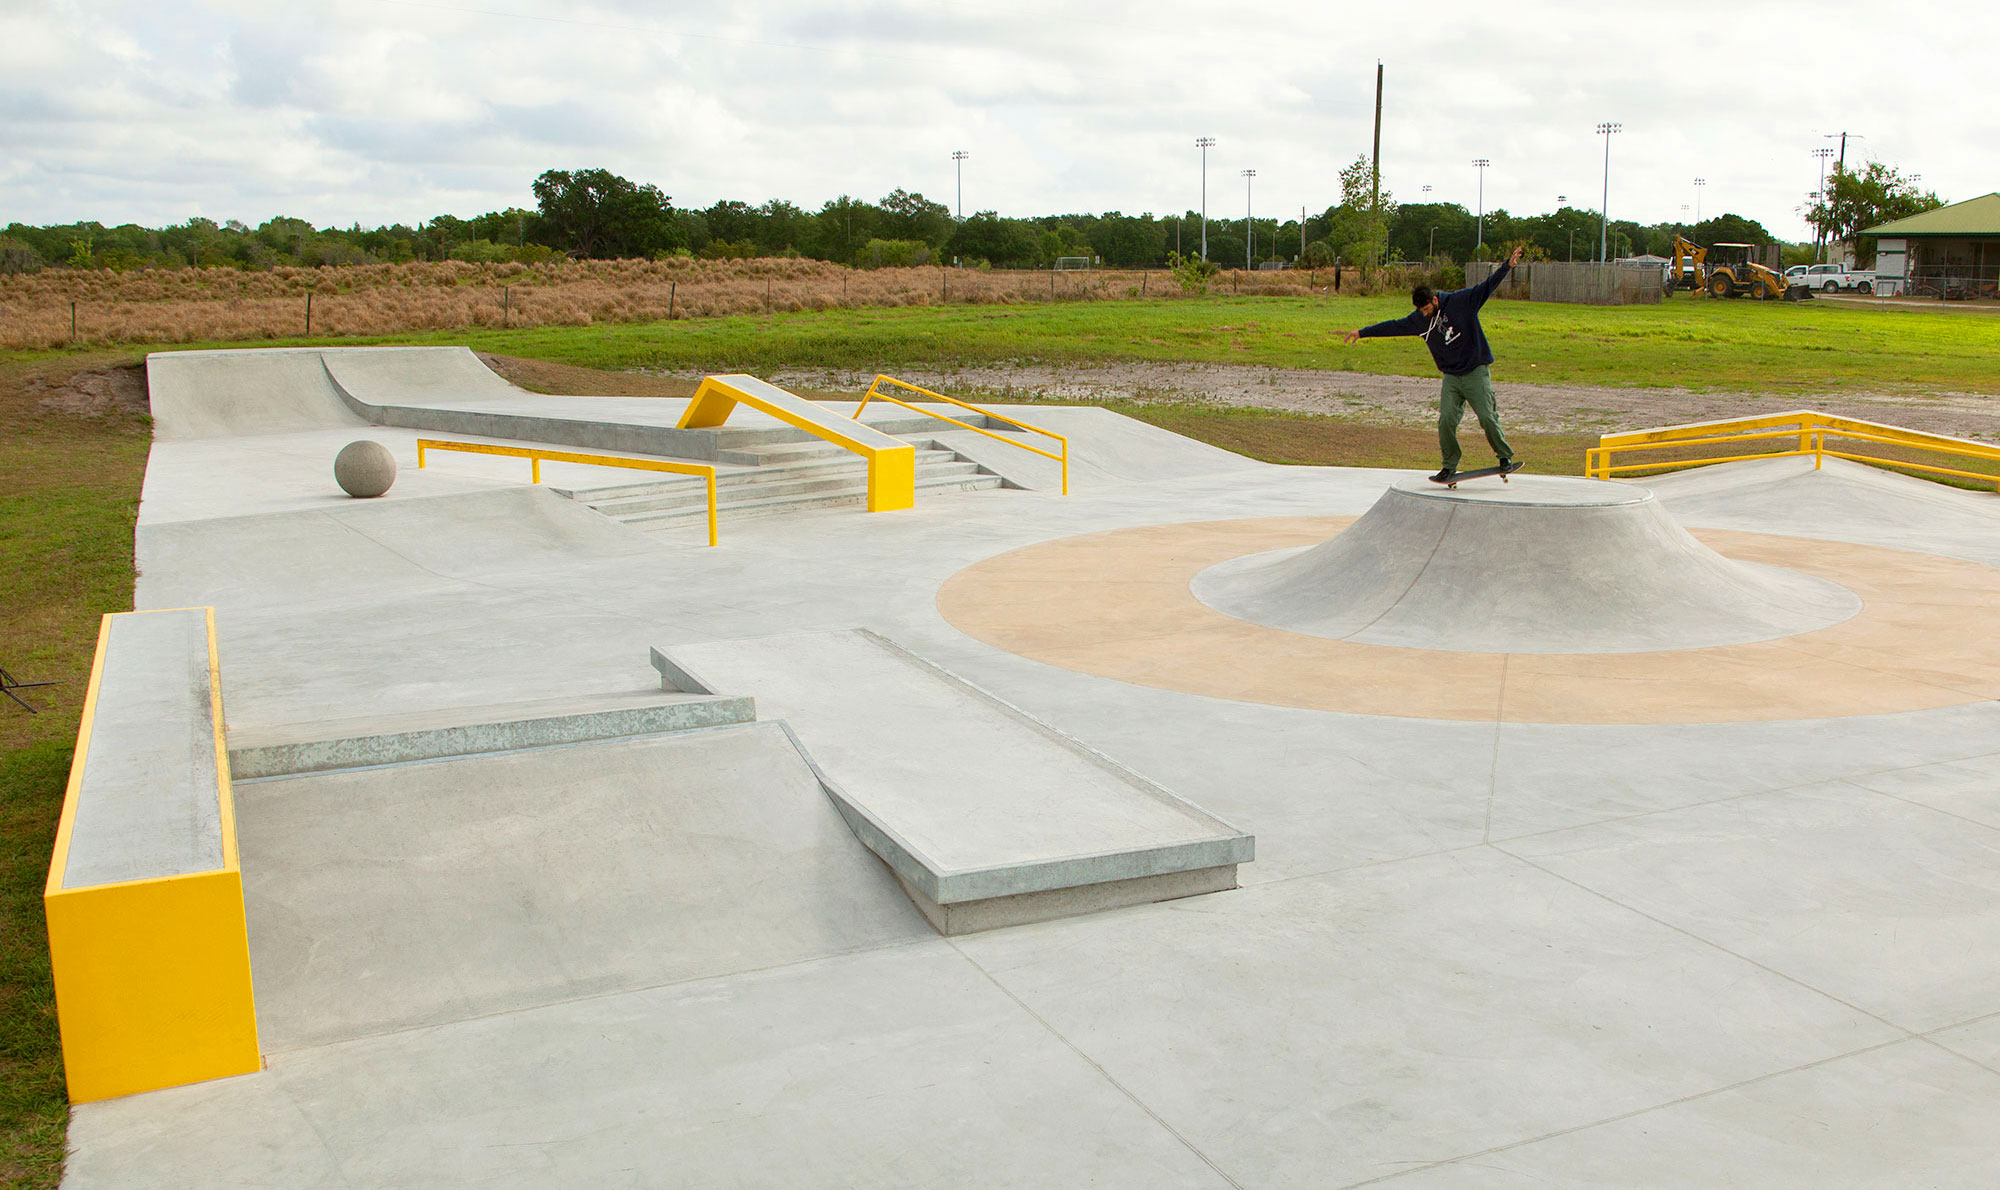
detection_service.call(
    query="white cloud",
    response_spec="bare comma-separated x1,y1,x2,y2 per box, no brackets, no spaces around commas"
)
2,0,1995,238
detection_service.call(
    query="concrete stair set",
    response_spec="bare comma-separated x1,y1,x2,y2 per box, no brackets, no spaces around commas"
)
559,434,1004,529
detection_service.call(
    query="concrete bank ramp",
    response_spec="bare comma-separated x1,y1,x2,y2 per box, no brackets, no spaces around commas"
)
665,630,1253,933
1193,475,1862,654
318,344,523,404
1647,455,2000,566
147,349,371,441
238,721,930,1050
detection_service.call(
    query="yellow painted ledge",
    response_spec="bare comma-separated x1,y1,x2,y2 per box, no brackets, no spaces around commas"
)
44,609,261,1103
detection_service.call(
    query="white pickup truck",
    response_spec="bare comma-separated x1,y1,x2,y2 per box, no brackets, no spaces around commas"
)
1784,263,1875,294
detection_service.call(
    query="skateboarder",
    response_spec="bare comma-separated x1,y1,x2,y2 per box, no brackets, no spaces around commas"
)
1343,244,1523,483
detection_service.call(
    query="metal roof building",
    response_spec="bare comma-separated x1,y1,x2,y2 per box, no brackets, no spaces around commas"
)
1861,193,2000,299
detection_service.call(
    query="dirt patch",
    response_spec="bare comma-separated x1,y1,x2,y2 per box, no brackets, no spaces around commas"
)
757,361,2000,442
24,363,149,421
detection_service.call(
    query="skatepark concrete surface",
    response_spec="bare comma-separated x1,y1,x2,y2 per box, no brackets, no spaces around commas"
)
61,347,2000,1186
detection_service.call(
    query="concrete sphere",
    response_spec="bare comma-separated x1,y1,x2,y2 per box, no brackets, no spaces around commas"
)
334,440,397,498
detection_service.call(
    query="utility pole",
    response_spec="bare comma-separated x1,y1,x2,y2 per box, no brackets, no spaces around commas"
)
1300,205,1306,261
951,150,969,220
1472,159,1490,249
1242,170,1256,269
1596,122,1621,262
1196,137,1216,261
1371,61,1383,213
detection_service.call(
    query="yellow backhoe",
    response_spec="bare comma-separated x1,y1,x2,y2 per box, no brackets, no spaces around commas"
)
1667,235,1811,301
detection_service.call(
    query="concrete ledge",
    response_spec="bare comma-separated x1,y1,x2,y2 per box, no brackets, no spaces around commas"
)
228,689,755,779
895,864,1239,935
671,629,1253,934
45,608,261,1102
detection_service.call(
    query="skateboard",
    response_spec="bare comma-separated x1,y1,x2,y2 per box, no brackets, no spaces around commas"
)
1431,460,1524,489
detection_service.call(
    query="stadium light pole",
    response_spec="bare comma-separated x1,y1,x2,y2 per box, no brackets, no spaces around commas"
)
1195,137,1216,261
1596,122,1621,262
1242,169,1256,269
1694,177,1706,223
1811,146,1835,262
951,150,969,221
1472,159,1490,249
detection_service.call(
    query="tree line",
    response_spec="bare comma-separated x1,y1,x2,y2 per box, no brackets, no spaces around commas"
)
0,159,1938,276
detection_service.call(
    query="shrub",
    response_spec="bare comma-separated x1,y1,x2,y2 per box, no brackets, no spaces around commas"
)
858,239,931,269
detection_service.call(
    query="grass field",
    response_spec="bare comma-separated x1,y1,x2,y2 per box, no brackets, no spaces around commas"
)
1,291,1995,1183
433,295,2000,395
15,291,2000,397
0,353,150,1189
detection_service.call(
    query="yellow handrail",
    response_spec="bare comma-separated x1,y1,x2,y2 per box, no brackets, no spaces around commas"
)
854,374,1070,495
416,439,721,546
1585,410,2000,491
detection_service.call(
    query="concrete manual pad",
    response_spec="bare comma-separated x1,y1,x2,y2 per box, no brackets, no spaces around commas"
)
237,722,931,1050
65,944,1235,1189
666,629,1251,929
953,846,1896,1189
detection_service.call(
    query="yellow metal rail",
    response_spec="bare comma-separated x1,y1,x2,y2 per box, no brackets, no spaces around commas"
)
679,374,915,512
1586,410,2000,491
855,374,1071,495
416,439,721,545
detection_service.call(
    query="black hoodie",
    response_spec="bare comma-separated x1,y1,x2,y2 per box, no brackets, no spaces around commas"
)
1356,260,1512,375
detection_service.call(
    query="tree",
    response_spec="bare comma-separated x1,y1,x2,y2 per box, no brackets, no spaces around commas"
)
531,168,678,258
1804,162,1943,266
877,189,953,248
946,212,1036,267
807,195,880,263
1328,155,1394,266
1687,214,1774,249
1388,202,1477,263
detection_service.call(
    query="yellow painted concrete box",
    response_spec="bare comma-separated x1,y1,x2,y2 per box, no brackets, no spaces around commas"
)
44,609,261,1103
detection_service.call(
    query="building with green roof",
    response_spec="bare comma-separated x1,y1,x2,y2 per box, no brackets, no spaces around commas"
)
1861,193,2000,298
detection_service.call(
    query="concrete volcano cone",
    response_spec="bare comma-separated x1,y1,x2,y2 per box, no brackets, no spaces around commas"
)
1192,476,1859,654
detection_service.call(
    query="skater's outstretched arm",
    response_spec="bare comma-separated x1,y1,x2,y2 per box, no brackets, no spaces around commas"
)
1465,244,1526,307
1343,310,1426,344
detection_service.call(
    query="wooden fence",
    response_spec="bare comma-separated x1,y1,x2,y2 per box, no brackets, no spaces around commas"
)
1465,261,1662,306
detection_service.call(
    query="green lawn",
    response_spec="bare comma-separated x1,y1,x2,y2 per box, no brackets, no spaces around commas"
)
24,292,2000,397
436,295,2000,395
0,354,151,1189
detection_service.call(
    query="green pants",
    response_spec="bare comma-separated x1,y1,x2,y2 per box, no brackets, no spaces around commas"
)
1437,365,1514,471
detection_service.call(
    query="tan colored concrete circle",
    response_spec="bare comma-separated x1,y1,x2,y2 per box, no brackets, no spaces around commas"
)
937,517,2000,724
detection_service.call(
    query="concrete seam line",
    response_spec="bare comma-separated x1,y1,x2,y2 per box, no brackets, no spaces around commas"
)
944,942,1250,1190
254,935,944,1060
1335,1032,1918,1188
1481,678,1507,846
1913,1033,2000,1082
1486,844,1913,1036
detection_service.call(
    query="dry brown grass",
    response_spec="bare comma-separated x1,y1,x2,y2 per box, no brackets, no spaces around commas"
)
0,257,1381,351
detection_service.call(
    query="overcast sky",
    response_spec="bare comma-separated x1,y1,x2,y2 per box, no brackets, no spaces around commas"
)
4,0,1993,241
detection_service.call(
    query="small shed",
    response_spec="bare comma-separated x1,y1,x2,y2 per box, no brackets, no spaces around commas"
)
1861,193,2000,298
